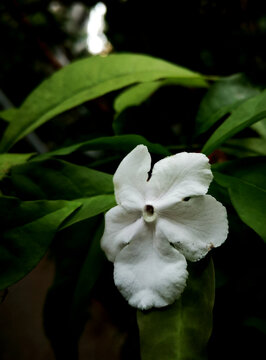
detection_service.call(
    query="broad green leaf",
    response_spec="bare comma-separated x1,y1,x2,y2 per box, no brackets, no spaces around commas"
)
213,157,266,241
61,194,116,229
34,134,170,161
0,196,80,290
202,90,266,155
222,138,266,157
43,216,102,360
195,74,260,136
0,53,205,152
137,257,215,360
8,158,113,200
0,153,34,180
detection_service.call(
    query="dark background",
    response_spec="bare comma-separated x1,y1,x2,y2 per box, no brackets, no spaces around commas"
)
0,1,266,359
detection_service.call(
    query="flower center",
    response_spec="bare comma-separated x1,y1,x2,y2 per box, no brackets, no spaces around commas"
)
143,204,157,223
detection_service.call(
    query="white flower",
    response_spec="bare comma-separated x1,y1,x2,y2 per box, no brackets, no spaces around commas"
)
101,145,228,310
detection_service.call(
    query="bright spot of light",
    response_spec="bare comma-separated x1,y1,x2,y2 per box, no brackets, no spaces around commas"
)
86,2,109,55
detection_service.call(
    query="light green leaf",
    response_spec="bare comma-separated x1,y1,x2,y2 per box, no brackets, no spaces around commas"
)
195,74,260,136
202,90,266,155
251,118,266,138
0,153,35,180
137,257,215,360
61,194,116,229
0,53,205,152
0,196,80,290
213,157,266,241
34,134,170,161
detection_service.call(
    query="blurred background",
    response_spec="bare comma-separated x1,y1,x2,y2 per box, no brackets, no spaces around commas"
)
0,1,266,359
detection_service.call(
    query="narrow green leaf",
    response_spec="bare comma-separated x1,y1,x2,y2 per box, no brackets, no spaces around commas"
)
137,257,215,360
202,90,266,155
222,138,266,157
0,197,80,290
195,74,260,136
61,194,116,229
0,53,205,152
0,108,18,122
213,157,266,241
251,118,266,138
0,153,35,180
34,134,170,161
71,222,105,317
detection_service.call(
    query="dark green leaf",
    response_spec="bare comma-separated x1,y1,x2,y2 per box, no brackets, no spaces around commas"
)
222,138,266,157
8,158,113,200
195,74,260,136
34,134,170,161
0,153,35,180
71,222,105,319
0,54,205,152
137,257,215,360
0,196,80,290
202,90,266,155
43,216,103,360
213,157,266,241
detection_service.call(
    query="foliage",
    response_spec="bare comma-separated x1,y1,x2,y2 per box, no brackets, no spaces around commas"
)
0,52,265,360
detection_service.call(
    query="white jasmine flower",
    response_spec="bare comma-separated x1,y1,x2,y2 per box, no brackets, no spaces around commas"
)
101,145,228,310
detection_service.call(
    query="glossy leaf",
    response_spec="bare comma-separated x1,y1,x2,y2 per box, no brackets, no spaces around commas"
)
34,134,170,161
0,196,80,290
213,157,266,241
0,54,205,152
0,153,34,180
137,257,215,360
202,90,266,155
195,74,260,136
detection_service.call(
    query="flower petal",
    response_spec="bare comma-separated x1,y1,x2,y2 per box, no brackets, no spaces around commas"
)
101,205,142,262
157,195,228,262
114,224,188,310
113,145,151,210
147,152,213,207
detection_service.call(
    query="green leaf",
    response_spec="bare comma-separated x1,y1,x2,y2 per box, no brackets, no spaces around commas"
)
113,78,208,134
43,216,103,360
251,118,266,138
137,257,215,360
71,221,105,319
213,157,266,241
0,53,205,152
0,108,17,122
195,74,260,136
0,153,35,180
61,194,116,229
34,134,170,161
202,90,266,155
0,196,80,290
8,158,113,200
222,138,266,157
